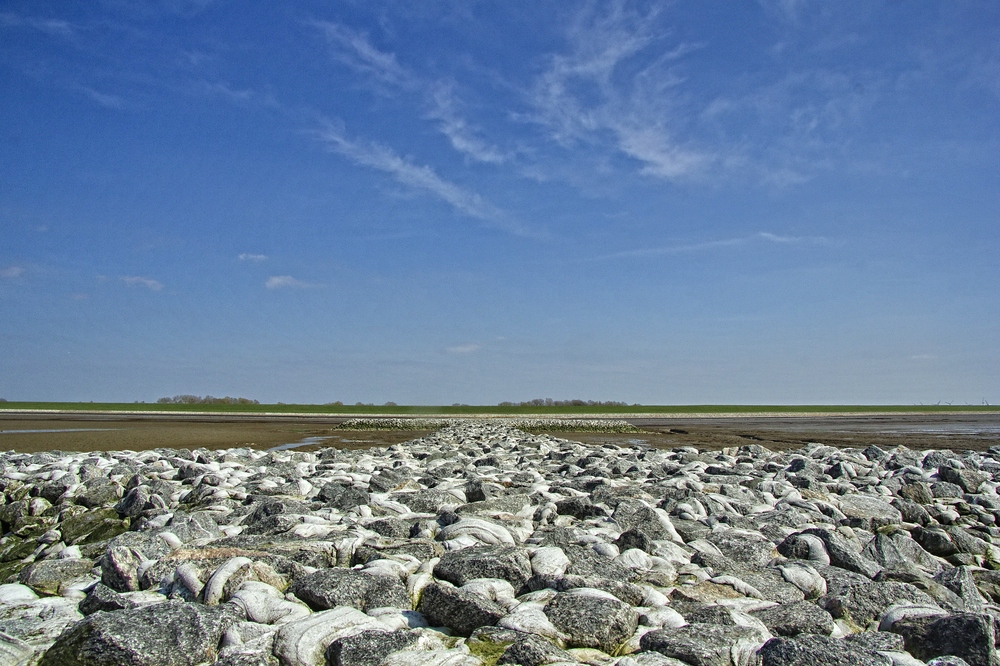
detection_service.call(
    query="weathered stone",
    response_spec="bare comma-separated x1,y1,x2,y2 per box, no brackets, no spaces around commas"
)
326,629,418,666
289,568,409,612
418,582,506,636
543,591,638,654
818,579,938,630
19,558,95,596
757,634,891,666
751,600,835,637
39,601,240,666
434,545,532,592
938,467,989,494
642,623,767,666
891,612,998,666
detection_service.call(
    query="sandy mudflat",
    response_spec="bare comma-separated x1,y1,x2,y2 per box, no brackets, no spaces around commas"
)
0,410,998,453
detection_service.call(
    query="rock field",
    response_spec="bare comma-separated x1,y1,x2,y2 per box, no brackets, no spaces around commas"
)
0,421,998,666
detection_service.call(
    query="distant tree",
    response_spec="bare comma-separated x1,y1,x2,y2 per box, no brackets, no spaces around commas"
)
156,395,260,405
0,398,7,403
384,401,398,407
325,401,344,406
498,398,632,407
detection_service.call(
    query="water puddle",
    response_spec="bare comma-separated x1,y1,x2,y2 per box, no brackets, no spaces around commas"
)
267,436,334,452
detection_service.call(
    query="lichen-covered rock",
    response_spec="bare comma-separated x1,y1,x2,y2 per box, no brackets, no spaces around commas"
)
641,623,767,666
434,545,532,592
418,582,507,636
39,601,240,666
325,629,419,666
751,600,835,637
542,590,638,654
757,634,891,666
289,568,409,612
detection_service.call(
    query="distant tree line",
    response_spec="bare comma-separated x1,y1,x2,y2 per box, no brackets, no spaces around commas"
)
498,399,636,407
156,395,260,405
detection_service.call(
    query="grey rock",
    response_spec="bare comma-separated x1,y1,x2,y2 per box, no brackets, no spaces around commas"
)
79,583,137,616
326,629,418,666
615,528,656,553
366,518,410,539
434,545,533,592
751,600,836,637
894,498,934,525
317,483,369,511
704,530,777,570
39,601,241,666
818,579,938,630
972,569,1000,603
863,531,942,575
843,631,905,652
927,658,973,666
757,634,891,666
555,497,608,520
289,567,410,612
838,495,902,530
613,501,673,542
641,623,766,666
101,545,146,592
543,591,638,654
19,558,95,596
563,545,635,583
938,467,989,494
418,582,507,636
913,527,959,557
800,529,881,578
891,612,998,666
116,486,153,518
399,489,460,513
497,633,574,665
933,567,989,612
76,479,123,509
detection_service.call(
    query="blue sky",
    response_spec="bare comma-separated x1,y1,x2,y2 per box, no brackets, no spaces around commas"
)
1,1,998,405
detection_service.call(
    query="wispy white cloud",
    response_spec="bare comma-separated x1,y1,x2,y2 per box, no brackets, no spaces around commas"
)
0,12,76,37
312,21,415,90
317,120,534,237
427,84,507,164
314,21,507,165
79,86,124,109
239,253,267,262
600,231,828,259
121,276,163,290
1,266,25,279
265,275,313,289
447,343,481,354
910,354,936,361
527,2,709,181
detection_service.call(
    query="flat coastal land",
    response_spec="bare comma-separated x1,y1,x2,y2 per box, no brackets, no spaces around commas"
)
1,408,998,453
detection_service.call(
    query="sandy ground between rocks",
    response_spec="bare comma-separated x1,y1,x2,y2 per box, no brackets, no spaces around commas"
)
0,412,998,453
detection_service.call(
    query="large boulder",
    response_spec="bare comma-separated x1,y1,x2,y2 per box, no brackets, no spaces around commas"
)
641,623,767,666
433,546,532,592
418,582,507,636
289,568,409,612
326,629,419,666
890,612,998,666
751,601,835,637
39,601,240,666
757,634,891,666
542,591,638,654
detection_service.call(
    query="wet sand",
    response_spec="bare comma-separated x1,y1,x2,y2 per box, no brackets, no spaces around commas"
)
0,412,997,454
